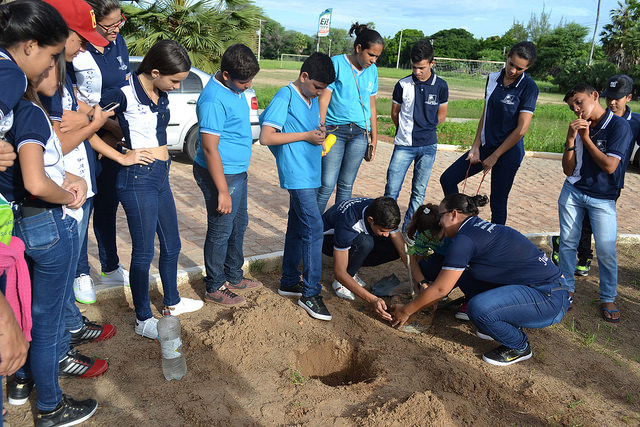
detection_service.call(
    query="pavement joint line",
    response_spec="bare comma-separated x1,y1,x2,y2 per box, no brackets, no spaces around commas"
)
92,234,640,302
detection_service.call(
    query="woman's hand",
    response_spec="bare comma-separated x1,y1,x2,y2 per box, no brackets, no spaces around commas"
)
390,303,410,328
306,129,325,145
482,153,498,172
466,146,481,164
62,174,87,209
364,140,376,162
120,149,154,166
370,297,392,321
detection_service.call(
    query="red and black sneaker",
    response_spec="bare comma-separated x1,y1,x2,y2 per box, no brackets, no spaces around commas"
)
70,316,116,346
59,349,109,378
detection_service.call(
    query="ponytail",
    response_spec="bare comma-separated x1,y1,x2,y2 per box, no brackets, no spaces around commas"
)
349,22,383,52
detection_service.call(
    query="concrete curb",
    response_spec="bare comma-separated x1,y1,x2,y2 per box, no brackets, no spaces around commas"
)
437,144,563,160
93,233,640,301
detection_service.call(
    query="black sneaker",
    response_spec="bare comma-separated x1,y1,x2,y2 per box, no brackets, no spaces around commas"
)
574,258,591,276
70,316,117,346
549,235,560,266
59,349,109,378
482,344,532,366
7,376,34,406
36,394,98,427
298,295,332,321
278,281,303,297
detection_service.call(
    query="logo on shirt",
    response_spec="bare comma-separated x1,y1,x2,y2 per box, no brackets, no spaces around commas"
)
538,254,549,266
473,220,496,233
426,94,438,105
501,94,516,105
595,139,607,153
117,56,127,71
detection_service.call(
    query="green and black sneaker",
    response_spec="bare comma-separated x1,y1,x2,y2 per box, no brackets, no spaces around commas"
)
482,344,532,366
574,258,591,276
549,235,560,266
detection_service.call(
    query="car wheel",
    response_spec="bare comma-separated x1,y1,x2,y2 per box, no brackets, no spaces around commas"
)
184,127,199,162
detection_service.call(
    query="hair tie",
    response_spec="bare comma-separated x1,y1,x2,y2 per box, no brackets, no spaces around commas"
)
423,207,430,215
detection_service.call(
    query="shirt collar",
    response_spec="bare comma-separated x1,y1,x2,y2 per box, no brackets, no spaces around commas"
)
0,47,16,63
131,71,167,107
412,72,436,86
212,71,243,98
497,68,525,88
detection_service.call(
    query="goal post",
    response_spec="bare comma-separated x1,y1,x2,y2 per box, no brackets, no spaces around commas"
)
433,57,505,78
280,53,308,69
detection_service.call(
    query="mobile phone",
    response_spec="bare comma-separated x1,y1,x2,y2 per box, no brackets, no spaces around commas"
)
102,102,120,112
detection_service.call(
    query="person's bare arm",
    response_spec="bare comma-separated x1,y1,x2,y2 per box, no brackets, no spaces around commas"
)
366,95,378,161
481,111,533,171
259,125,324,146
0,292,29,376
437,103,448,125
19,144,75,206
54,106,113,155
391,102,401,128
87,134,153,166
201,133,232,214
318,89,332,126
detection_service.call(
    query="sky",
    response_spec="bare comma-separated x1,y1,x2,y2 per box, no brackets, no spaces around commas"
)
255,0,621,41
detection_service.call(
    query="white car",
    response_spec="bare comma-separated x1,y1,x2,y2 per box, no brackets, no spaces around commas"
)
129,57,260,161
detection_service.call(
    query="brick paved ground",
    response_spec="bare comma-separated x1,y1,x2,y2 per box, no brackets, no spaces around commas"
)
86,140,640,282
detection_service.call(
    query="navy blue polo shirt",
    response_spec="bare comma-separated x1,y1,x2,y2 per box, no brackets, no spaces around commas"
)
0,48,28,137
442,216,561,287
392,72,448,147
322,198,399,251
70,34,130,105
39,72,98,195
100,72,170,149
567,109,632,200
621,106,640,187
481,69,539,150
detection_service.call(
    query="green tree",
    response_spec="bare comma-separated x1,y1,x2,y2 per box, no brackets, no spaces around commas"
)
526,7,552,43
323,27,351,56
532,22,590,78
600,0,640,70
121,0,262,74
503,21,528,44
260,17,285,59
429,28,479,59
381,29,425,68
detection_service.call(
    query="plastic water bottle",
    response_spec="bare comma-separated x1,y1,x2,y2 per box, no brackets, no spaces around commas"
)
157,309,187,380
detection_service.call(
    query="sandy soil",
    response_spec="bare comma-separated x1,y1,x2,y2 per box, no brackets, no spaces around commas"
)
3,242,639,426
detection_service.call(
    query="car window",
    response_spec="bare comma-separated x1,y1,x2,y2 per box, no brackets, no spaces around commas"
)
180,72,203,93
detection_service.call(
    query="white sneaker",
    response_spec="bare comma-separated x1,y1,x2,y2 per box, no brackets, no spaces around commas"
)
101,265,130,286
353,274,367,287
74,274,96,304
135,317,158,339
166,297,204,316
476,331,495,341
332,280,355,300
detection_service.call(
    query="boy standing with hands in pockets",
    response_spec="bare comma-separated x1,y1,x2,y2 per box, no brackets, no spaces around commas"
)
259,53,336,321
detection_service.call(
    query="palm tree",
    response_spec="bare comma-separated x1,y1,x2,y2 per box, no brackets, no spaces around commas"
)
600,0,640,70
121,0,263,74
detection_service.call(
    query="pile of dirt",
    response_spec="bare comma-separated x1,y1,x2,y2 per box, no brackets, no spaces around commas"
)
3,244,639,426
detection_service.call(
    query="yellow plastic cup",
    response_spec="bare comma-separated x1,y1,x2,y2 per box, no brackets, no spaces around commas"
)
323,133,336,156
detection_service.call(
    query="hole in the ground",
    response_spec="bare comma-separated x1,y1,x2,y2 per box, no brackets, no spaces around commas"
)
295,339,376,387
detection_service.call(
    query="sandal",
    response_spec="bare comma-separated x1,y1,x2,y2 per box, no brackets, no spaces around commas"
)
601,305,621,323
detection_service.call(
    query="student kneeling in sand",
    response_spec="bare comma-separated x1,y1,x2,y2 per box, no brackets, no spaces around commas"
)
322,197,408,321
391,193,572,366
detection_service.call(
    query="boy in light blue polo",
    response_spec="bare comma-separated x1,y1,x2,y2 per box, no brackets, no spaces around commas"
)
259,53,336,321
193,44,262,307
384,40,448,236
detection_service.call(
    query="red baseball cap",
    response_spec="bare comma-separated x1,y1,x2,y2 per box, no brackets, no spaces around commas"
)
44,0,108,47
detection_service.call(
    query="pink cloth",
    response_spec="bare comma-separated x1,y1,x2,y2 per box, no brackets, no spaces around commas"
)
0,236,32,341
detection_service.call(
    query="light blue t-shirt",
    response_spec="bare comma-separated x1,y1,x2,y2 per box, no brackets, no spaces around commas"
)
260,83,322,189
194,72,252,174
326,54,378,130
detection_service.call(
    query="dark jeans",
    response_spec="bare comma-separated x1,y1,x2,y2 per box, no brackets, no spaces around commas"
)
282,188,323,298
117,159,181,321
440,144,524,225
13,207,78,411
93,156,121,273
193,164,248,293
322,232,399,276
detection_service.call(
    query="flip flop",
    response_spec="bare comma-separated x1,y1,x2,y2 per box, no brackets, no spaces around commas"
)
601,306,621,323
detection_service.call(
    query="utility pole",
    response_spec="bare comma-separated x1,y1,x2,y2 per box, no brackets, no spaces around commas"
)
589,0,602,65
257,19,262,61
396,29,403,69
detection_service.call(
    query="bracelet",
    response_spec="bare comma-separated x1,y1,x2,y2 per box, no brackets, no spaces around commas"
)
564,144,575,151
64,188,76,204
418,279,429,287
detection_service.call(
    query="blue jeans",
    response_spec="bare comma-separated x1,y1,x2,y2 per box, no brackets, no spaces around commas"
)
13,207,78,411
440,144,524,225
193,164,248,293
281,188,323,298
384,144,437,231
93,156,121,273
117,160,181,321
75,197,93,277
558,182,618,302
322,233,399,276
467,279,570,350
317,124,368,212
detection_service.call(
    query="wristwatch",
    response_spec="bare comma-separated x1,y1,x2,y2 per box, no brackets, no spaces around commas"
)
564,144,575,151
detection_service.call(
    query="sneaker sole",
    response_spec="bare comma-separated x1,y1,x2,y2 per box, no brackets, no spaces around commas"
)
297,299,332,321
574,270,589,277
74,297,97,304
204,296,246,306
278,289,303,297
8,395,30,406
226,284,263,292
482,351,532,366
454,312,470,321
54,401,98,427
476,331,495,341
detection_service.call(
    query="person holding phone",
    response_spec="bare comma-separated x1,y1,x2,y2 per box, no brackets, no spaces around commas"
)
316,22,383,213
